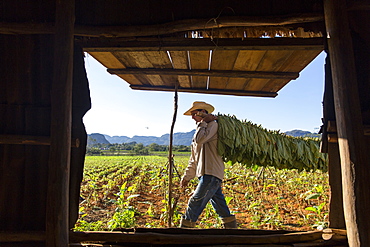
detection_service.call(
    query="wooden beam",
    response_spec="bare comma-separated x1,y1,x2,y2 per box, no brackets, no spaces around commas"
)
0,231,45,242
324,0,370,245
0,135,80,147
129,85,277,97
347,1,370,11
108,68,299,80
70,230,324,245
81,37,324,52
327,121,370,135
0,12,323,37
46,0,75,246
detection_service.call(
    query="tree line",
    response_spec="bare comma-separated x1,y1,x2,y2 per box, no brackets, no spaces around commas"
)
86,142,191,156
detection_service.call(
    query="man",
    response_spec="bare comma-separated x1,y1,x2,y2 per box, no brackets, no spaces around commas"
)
180,101,237,228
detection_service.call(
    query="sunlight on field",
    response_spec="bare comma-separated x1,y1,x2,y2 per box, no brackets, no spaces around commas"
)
75,155,329,231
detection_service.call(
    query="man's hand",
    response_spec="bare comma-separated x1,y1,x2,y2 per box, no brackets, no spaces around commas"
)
180,178,189,188
202,114,218,123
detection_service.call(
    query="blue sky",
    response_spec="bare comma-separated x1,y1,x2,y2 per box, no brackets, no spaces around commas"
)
82,51,326,137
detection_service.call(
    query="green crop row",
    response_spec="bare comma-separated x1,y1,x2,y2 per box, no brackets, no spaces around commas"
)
75,155,329,231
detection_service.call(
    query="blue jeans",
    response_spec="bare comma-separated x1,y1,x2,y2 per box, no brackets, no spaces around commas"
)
184,174,232,222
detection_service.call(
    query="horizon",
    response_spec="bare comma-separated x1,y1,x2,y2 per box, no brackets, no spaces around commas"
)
89,128,315,139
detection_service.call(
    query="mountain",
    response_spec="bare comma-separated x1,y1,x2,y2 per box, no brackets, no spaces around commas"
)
102,129,196,146
87,133,110,146
284,129,320,138
88,129,319,146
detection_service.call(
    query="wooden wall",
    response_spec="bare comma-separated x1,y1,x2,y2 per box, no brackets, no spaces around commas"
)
0,34,90,245
0,35,53,232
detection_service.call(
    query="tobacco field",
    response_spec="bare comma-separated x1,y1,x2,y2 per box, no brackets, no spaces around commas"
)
75,155,329,231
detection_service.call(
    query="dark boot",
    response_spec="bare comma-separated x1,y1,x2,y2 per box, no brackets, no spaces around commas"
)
180,217,196,228
221,215,237,229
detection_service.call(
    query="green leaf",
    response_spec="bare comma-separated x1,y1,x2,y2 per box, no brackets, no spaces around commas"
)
305,193,321,200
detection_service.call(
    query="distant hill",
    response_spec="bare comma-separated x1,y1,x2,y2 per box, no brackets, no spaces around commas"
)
99,129,196,146
88,129,319,146
87,133,110,146
284,129,320,138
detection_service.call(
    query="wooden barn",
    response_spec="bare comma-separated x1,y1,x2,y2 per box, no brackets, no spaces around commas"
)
0,0,369,246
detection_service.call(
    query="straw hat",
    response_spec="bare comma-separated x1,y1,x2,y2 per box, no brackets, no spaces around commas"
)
184,101,215,115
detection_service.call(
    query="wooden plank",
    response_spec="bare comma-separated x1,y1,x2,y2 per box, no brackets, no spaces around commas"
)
0,13,324,37
88,51,142,84
255,50,295,92
46,0,75,246
107,68,299,79
263,49,321,92
127,51,165,86
250,50,293,92
326,121,370,135
324,0,370,245
209,50,239,89
0,135,79,147
112,51,151,85
82,37,325,52
279,50,322,72
244,78,273,91
88,52,124,69
130,228,293,235
143,51,176,86
130,84,277,97
261,78,291,92
0,231,45,242
168,51,191,87
188,50,210,88
70,230,324,245
257,50,295,72
226,50,266,90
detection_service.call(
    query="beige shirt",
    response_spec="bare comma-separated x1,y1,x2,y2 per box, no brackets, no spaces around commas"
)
182,120,225,181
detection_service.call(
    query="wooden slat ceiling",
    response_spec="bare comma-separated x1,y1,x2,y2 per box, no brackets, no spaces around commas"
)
84,36,323,97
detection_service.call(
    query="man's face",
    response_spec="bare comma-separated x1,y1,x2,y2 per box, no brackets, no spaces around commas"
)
190,109,205,123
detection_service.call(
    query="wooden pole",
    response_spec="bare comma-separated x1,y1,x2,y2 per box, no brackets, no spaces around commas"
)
324,0,370,245
46,0,75,246
167,82,179,227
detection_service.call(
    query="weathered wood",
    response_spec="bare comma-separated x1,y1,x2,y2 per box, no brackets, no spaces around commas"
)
324,0,370,245
140,51,176,86
0,135,80,147
70,230,324,245
111,51,151,85
167,83,178,227
326,121,370,135
0,13,323,37
130,85,277,97
168,51,191,87
209,50,239,89
347,1,370,11
327,142,345,228
129,228,293,235
82,37,324,52
327,134,338,143
322,228,347,241
0,231,45,242
107,68,299,80
188,50,210,88
46,0,75,246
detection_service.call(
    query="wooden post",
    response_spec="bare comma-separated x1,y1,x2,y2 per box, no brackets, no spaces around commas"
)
323,56,345,229
167,82,179,227
324,0,370,245
46,0,75,246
